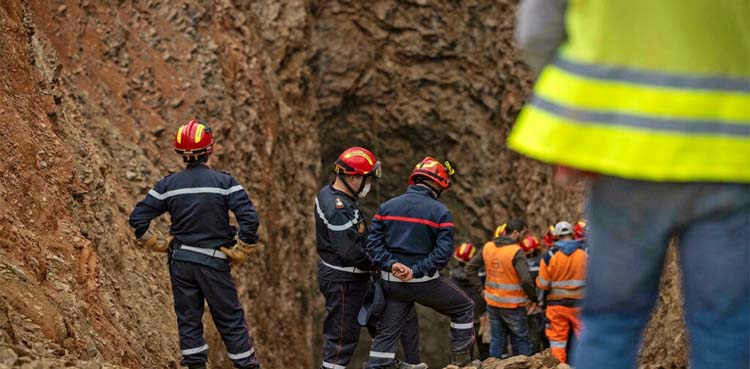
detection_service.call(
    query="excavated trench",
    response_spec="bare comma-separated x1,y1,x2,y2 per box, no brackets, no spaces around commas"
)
0,1,685,368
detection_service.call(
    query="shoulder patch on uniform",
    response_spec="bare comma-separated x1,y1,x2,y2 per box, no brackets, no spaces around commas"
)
335,197,345,209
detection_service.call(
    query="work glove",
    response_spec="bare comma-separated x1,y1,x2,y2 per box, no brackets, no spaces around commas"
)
220,239,257,265
136,228,170,253
479,313,491,344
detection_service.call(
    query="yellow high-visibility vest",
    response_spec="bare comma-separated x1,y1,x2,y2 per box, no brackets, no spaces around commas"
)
508,0,750,182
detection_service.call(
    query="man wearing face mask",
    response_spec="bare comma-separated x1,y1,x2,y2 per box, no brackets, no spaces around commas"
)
315,148,425,369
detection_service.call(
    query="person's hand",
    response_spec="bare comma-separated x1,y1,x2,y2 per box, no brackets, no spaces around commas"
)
554,165,599,187
526,302,541,315
479,314,491,344
391,263,413,281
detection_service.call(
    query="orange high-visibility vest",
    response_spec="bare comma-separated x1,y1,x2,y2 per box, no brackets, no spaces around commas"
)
482,242,528,308
537,249,587,300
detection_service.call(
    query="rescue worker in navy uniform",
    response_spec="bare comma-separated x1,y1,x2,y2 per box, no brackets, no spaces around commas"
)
129,119,260,369
316,147,425,369
366,157,476,369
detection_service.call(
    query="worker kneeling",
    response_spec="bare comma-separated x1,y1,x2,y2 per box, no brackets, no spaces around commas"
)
365,157,475,369
538,222,587,363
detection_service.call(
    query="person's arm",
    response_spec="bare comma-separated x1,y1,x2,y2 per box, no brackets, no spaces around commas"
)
129,182,168,238
410,211,455,278
536,256,551,291
328,210,371,266
515,0,568,76
465,251,486,295
365,210,398,271
227,177,260,244
513,249,538,302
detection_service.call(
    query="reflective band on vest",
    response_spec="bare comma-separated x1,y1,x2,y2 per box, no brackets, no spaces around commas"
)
509,1,750,183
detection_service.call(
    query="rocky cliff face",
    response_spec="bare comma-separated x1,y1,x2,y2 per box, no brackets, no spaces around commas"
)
0,1,685,368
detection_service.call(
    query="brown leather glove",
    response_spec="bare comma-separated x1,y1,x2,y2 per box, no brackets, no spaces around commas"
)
219,239,257,265
136,229,170,253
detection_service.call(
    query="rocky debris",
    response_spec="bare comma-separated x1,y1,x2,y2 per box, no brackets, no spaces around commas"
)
443,350,560,369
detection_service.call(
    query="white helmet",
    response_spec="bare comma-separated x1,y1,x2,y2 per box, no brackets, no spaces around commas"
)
553,221,573,236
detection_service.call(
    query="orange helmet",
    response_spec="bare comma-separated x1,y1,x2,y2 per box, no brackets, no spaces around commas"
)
335,147,381,178
574,219,588,240
493,224,507,238
174,119,214,156
543,225,557,246
408,157,454,190
453,242,477,263
520,235,541,252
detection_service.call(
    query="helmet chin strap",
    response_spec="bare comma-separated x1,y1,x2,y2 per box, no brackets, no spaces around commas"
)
337,174,366,198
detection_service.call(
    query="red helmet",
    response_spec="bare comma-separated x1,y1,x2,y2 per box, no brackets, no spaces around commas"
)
520,235,541,252
174,119,214,156
335,147,381,178
408,157,454,190
453,242,477,263
543,225,557,246
493,224,507,238
574,219,587,240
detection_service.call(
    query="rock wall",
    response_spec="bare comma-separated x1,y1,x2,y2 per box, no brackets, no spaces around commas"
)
0,1,319,368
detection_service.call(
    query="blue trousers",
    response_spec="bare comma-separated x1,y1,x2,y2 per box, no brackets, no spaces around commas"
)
573,177,749,369
487,306,531,357
319,279,421,369
169,260,259,369
368,277,475,368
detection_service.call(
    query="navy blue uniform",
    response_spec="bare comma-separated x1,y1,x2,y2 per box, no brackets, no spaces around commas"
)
315,185,421,369
129,163,260,369
365,185,475,368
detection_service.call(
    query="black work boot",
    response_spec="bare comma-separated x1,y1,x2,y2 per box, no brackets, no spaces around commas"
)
450,351,472,367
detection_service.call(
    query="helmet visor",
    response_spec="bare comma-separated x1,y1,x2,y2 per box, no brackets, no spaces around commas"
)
371,161,382,179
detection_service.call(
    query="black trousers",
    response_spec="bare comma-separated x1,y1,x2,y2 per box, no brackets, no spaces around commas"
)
169,260,259,369
368,277,475,368
319,279,421,369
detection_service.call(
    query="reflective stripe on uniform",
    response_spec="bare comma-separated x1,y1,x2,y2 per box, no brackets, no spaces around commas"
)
315,197,359,232
381,271,439,283
227,348,254,360
551,288,585,297
320,259,368,274
180,245,228,260
369,351,396,359
322,362,346,369
554,57,750,93
550,279,585,288
148,185,244,200
537,277,551,288
529,266,539,272
531,95,750,137
180,344,209,356
549,340,567,349
486,281,522,291
450,321,474,330
485,293,527,304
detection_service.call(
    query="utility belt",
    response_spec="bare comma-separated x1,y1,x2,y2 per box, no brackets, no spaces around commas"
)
175,244,228,260
381,271,439,283
320,259,368,274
